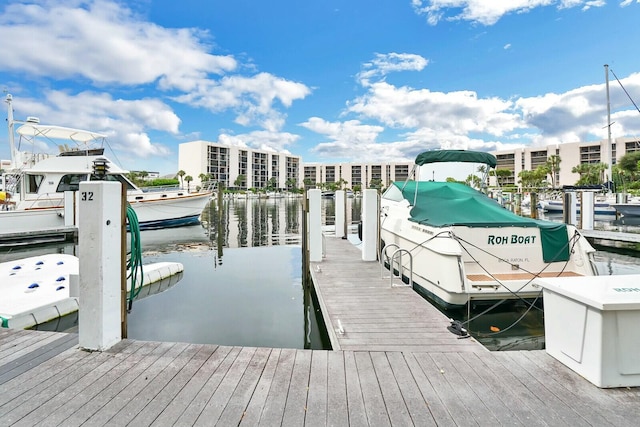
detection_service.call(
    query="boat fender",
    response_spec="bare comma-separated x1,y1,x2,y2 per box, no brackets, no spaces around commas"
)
447,319,469,337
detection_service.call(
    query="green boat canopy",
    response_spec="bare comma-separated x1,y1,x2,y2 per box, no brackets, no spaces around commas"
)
414,150,497,169
392,181,570,263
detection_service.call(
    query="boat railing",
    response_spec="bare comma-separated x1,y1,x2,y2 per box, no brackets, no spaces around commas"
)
380,243,413,287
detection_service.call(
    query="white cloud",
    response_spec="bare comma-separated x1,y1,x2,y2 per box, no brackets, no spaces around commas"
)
411,0,606,26
347,81,523,136
357,53,429,86
0,0,311,161
174,73,311,131
10,90,177,158
217,130,300,153
0,1,236,86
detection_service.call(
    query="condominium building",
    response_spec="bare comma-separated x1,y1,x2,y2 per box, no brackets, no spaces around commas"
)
491,136,640,187
179,140,414,190
178,141,301,190
302,162,413,189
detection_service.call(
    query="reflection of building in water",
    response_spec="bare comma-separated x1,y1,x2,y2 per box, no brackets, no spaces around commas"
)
204,199,303,250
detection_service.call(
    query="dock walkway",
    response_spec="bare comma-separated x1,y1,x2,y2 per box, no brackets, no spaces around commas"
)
310,236,484,353
1,236,640,425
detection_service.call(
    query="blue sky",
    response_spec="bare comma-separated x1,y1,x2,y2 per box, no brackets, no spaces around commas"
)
2,0,640,176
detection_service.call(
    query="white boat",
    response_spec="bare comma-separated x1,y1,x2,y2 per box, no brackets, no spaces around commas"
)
611,203,640,217
1,94,212,236
538,199,616,215
379,150,598,308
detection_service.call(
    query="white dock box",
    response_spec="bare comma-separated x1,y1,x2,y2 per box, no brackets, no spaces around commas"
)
536,274,640,388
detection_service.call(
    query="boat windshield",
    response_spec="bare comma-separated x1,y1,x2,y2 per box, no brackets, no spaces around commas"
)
381,185,405,202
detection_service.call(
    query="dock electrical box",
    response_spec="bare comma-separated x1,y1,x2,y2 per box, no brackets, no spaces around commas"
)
535,274,640,388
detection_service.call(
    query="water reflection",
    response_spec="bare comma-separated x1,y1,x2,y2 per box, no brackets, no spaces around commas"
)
200,195,362,264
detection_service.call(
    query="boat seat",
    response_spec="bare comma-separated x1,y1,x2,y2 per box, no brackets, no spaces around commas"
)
466,271,583,282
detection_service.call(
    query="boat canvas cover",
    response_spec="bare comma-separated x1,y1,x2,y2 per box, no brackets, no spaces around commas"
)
396,181,570,262
414,150,497,168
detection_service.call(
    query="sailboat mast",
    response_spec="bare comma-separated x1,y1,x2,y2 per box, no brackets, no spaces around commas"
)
604,64,613,184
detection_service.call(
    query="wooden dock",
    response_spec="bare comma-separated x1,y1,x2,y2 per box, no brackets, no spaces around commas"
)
580,228,640,244
310,236,484,353
2,236,640,426
0,226,77,248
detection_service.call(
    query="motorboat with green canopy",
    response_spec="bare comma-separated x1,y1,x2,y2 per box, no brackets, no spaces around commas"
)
380,149,597,308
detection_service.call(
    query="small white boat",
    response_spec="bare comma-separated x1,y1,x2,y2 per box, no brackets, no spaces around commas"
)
1,95,212,237
380,150,597,308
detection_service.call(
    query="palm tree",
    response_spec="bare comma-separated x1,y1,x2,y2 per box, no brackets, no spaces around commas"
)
184,175,193,192
545,155,561,189
176,170,186,189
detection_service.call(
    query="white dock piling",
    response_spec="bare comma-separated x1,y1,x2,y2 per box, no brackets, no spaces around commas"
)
581,191,595,230
308,189,322,262
78,181,122,351
361,189,378,261
335,190,346,238
563,192,578,225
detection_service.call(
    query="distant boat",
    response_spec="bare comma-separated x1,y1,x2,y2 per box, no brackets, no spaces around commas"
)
1,94,212,236
538,199,616,215
611,203,640,217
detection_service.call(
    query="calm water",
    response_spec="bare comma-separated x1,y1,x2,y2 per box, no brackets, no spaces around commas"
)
3,196,639,351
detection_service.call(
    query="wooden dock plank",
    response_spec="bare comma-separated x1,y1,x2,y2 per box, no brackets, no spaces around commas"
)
237,347,281,426
216,346,273,426
462,352,546,426
151,345,232,427
281,349,312,426
354,352,392,426
370,352,413,426
488,352,578,426
305,350,328,427
429,352,501,425
343,351,369,426
326,351,349,427
107,343,201,426
127,344,211,426
256,347,295,426
192,346,257,426
80,342,189,426
29,340,146,427
62,341,172,426
411,352,477,427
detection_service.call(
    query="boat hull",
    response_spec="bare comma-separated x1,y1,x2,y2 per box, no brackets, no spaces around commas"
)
0,192,211,236
539,200,616,215
380,198,596,308
611,203,640,217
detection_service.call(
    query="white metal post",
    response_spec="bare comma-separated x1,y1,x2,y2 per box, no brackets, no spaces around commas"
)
362,189,378,261
78,181,122,351
308,189,322,262
581,192,595,231
335,190,345,238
